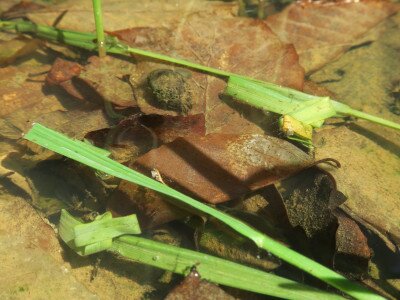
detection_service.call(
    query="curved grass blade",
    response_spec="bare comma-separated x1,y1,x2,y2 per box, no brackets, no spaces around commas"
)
24,123,384,300
2,19,399,132
60,210,345,300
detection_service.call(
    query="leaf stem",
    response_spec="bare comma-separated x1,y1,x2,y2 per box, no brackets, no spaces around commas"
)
60,210,345,300
92,0,106,57
332,101,400,130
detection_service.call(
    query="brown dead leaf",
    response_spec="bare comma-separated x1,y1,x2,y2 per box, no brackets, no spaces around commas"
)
46,57,85,100
276,167,374,276
47,56,137,108
114,13,304,134
334,211,371,277
1,1,45,19
79,56,137,107
165,268,235,300
0,0,20,14
0,64,57,119
277,167,345,239
265,1,399,73
133,134,313,204
314,126,400,246
27,0,238,32
0,37,42,66
0,56,111,145
139,114,206,144
108,181,188,229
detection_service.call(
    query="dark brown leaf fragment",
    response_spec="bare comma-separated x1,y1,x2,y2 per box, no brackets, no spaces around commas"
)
79,55,137,107
133,134,313,204
139,114,206,144
277,167,344,239
334,211,371,277
46,58,85,101
165,268,235,300
108,182,188,229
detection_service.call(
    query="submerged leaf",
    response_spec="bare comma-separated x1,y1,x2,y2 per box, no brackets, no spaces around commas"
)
312,12,400,246
314,126,400,246
133,133,313,204
0,59,110,142
113,13,304,134
165,268,235,300
0,37,41,66
334,211,371,278
265,0,399,72
27,0,238,32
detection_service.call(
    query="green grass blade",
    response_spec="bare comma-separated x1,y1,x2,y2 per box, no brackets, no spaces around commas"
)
92,0,106,57
59,209,113,255
74,214,141,247
60,210,345,300
2,19,399,132
113,236,345,300
226,76,336,127
24,123,384,300
332,101,400,130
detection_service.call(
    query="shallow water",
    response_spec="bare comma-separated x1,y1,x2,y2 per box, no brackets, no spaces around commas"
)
0,1,399,299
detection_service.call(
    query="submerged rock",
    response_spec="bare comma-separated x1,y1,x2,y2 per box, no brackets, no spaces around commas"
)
147,69,193,114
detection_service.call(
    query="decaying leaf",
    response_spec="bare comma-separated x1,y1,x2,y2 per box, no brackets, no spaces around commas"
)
1,1,45,19
133,133,313,204
314,126,400,246
277,167,346,239
311,12,400,246
27,0,238,32
277,167,373,276
47,56,137,108
79,56,137,108
265,0,399,73
46,58,85,101
165,268,235,300
1,59,111,141
0,37,42,66
139,114,206,144
334,211,371,278
199,222,281,272
108,182,188,229
113,13,304,134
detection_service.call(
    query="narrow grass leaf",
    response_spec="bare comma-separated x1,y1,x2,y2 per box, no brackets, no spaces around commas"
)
74,214,141,247
113,236,346,300
24,123,384,300
60,210,345,300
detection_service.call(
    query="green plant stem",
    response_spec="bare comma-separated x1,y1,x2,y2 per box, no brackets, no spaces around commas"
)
332,101,400,130
24,123,384,300
92,0,106,57
113,236,345,300
1,19,399,132
60,210,344,300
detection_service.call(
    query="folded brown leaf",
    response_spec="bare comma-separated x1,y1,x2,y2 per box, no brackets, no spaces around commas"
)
133,134,313,204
